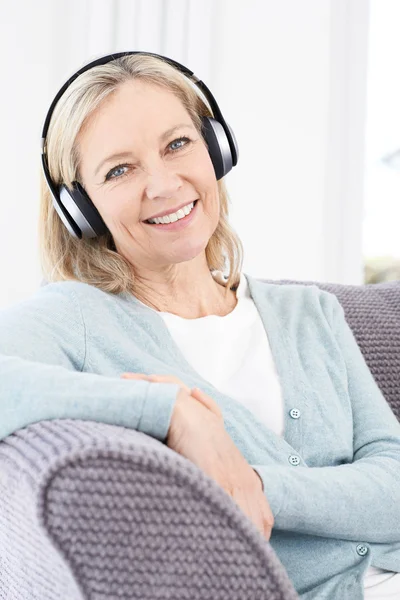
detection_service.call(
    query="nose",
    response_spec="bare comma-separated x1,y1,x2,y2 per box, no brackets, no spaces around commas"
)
144,159,182,200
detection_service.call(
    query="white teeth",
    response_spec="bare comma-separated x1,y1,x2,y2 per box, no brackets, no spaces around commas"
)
147,201,195,224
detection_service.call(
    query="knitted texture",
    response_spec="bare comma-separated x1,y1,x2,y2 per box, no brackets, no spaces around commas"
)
266,280,400,421
0,419,299,600
0,424,84,599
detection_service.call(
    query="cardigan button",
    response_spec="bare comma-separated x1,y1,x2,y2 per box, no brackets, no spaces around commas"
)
288,455,300,466
356,544,369,557
289,408,301,419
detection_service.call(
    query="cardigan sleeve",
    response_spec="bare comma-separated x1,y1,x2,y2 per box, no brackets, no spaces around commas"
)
251,290,400,543
0,284,179,442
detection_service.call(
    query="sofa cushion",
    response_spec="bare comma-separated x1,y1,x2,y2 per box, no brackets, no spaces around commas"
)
265,279,400,422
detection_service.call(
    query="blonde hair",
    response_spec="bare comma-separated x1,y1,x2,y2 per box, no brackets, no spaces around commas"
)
39,53,243,298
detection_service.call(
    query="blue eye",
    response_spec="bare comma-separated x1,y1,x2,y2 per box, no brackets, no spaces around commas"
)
104,136,191,182
169,136,190,151
106,165,129,181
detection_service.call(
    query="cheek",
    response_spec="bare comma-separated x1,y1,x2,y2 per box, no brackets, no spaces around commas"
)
190,149,219,201
96,189,141,224
196,143,216,178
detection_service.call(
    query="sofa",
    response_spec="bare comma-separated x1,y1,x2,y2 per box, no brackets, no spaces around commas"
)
0,279,399,599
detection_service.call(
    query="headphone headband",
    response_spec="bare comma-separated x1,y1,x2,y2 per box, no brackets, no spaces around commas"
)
41,51,236,161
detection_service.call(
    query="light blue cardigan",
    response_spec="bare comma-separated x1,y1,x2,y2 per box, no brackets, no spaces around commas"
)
1,274,399,599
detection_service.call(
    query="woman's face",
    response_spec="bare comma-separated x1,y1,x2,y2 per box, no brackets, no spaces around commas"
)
77,80,220,272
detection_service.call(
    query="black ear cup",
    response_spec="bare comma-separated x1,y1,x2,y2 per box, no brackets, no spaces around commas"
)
201,117,233,180
226,122,239,166
59,182,109,239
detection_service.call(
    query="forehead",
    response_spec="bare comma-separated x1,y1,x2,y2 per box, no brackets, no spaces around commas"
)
79,80,190,146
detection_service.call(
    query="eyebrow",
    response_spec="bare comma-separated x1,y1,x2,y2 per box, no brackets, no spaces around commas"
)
94,123,193,177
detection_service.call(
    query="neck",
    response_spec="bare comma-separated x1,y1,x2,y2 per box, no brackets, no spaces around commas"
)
131,261,238,318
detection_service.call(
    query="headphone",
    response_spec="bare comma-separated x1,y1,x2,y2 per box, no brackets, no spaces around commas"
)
41,51,239,240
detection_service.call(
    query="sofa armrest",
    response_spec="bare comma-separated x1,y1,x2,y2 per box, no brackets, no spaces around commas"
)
0,420,84,599
0,419,298,600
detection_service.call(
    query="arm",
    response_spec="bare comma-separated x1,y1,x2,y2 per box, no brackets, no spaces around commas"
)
252,290,400,543
0,284,179,442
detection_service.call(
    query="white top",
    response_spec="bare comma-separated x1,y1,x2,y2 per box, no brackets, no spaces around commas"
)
155,270,400,598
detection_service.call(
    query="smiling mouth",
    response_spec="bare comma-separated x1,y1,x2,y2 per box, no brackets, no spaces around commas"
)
144,199,199,225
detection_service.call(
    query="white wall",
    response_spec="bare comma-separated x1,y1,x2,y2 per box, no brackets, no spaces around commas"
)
363,0,400,260
211,0,369,284
0,0,369,309
212,0,333,282
0,0,54,309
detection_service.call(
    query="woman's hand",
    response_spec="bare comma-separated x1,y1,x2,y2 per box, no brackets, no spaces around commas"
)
121,372,274,541
121,372,223,419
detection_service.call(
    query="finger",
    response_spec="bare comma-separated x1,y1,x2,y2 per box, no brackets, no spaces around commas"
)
231,486,263,537
121,373,150,380
122,373,191,394
192,389,223,419
191,387,223,419
147,374,191,393
252,468,264,492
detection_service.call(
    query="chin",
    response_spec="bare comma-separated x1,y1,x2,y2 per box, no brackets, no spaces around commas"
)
169,238,209,264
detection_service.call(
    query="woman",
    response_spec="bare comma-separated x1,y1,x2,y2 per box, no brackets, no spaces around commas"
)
1,51,399,599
